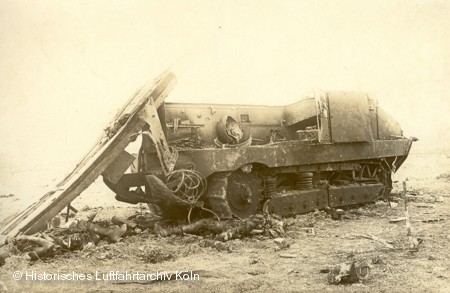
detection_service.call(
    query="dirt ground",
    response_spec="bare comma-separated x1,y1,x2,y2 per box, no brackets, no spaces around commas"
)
0,144,449,292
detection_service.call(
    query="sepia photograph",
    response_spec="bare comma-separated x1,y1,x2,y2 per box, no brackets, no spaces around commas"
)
0,1,449,292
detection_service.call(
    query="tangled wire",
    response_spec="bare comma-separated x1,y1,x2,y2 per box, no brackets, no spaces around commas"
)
167,169,207,202
166,169,219,223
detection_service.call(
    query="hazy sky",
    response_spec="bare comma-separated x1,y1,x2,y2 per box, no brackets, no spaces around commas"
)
1,0,449,174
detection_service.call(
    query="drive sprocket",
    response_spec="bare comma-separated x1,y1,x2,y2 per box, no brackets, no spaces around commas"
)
226,169,262,218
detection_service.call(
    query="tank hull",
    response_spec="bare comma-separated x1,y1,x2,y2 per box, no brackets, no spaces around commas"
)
135,91,414,219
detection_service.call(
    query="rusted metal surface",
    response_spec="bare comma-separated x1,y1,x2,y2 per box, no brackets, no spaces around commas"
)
328,183,385,207
268,189,329,216
270,163,361,174
173,139,412,178
216,116,244,144
102,151,136,184
377,107,403,139
164,102,285,145
206,172,233,219
327,92,373,142
226,170,261,218
145,175,191,218
104,173,149,204
141,102,178,175
283,98,316,126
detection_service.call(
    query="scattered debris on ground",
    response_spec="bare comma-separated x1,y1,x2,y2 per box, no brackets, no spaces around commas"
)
1,147,449,292
0,212,288,266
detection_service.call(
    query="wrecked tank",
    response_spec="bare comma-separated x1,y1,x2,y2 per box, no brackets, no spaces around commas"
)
0,70,415,241
114,83,415,220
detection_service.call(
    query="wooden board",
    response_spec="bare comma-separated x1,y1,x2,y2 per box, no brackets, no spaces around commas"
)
0,70,177,241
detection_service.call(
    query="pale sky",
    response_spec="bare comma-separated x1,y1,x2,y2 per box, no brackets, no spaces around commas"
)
1,0,449,175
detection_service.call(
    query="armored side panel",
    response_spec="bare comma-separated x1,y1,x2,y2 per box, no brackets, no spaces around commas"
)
328,92,373,142
164,103,285,145
377,107,403,139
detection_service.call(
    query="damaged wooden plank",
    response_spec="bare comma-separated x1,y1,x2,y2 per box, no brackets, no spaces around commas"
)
0,71,177,243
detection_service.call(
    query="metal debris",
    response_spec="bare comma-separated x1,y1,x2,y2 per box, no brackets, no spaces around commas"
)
327,261,370,285
389,202,399,208
111,215,137,228
324,207,345,220
154,214,286,241
273,238,290,250
0,217,131,266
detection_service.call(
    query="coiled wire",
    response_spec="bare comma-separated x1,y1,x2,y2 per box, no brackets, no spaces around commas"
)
166,169,219,223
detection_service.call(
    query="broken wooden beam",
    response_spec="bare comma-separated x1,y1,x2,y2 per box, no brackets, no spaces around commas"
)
0,71,177,244
351,233,394,249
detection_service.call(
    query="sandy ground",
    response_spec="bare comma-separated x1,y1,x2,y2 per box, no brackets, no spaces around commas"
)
0,143,449,292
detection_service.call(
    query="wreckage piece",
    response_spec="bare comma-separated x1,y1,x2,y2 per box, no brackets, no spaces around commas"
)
327,261,370,285
144,175,193,218
71,221,127,243
0,236,54,265
111,216,137,228
154,219,229,238
13,235,56,261
154,215,282,241
0,220,127,265
0,70,177,242
182,219,228,235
